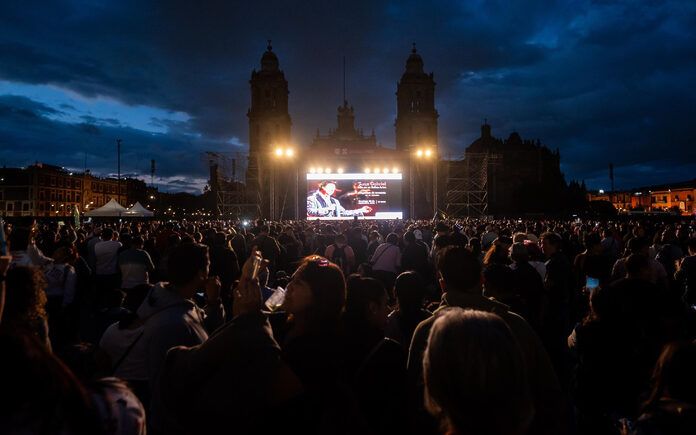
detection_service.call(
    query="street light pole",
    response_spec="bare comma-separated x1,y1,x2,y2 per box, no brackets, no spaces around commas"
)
116,138,121,206
433,154,438,217
409,148,415,219
270,164,275,220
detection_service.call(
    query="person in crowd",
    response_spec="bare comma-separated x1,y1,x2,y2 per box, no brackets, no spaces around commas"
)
228,227,247,269
611,237,669,289
370,233,401,300
277,226,303,272
423,308,533,435
43,245,78,349
366,230,381,258
483,238,512,266
118,235,156,312
630,340,696,434
99,310,148,407
8,226,54,268
572,232,614,323
675,238,696,305
509,242,546,333
348,226,368,267
385,271,432,351
601,228,621,259
483,263,529,321
568,266,667,435
93,228,123,307
250,225,281,283
0,332,103,433
0,266,51,350
156,233,181,282
655,228,684,290
137,242,224,432
540,231,572,384
343,275,408,432
401,230,430,281
59,342,147,435
208,231,240,315
408,245,563,435
466,237,484,265
325,233,356,276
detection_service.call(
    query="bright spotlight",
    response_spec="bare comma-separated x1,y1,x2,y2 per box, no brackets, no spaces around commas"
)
317,168,324,174
275,148,283,156
337,168,344,174
325,168,331,174
383,168,389,173
374,168,380,174
392,168,398,173
416,150,423,157
285,149,294,157
425,149,432,157
309,167,316,174
365,168,371,174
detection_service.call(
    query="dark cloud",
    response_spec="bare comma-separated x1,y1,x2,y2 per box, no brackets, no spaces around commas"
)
0,0,695,192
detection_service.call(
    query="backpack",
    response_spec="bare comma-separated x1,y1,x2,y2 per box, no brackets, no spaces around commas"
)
330,244,350,274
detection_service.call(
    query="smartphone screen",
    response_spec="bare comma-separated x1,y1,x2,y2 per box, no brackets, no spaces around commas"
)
586,276,600,291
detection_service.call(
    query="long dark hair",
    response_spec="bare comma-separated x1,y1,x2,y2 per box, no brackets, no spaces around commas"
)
292,255,346,331
641,341,696,412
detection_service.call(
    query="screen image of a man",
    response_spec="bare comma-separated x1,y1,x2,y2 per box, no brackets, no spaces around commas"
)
307,181,372,217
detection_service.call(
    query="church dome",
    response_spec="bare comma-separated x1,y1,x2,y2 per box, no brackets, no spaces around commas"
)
261,41,279,71
405,44,424,74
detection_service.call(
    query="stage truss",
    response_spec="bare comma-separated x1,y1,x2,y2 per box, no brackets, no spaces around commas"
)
202,152,261,218
445,152,489,218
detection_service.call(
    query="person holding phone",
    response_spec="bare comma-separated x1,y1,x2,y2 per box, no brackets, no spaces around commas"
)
136,242,223,433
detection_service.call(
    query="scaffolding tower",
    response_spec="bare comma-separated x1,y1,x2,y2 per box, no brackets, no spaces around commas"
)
202,152,261,218
445,152,489,217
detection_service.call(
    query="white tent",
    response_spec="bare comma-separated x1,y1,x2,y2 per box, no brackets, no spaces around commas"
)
84,198,128,217
124,201,154,217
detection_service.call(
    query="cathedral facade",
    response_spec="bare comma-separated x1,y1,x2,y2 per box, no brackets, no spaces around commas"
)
246,43,438,219
242,43,568,219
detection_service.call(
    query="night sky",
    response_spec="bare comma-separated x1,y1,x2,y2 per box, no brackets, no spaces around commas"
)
1,1,694,193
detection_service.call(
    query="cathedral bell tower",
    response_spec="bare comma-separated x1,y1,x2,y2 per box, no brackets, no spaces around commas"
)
247,41,292,218
395,44,438,152
395,45,439,218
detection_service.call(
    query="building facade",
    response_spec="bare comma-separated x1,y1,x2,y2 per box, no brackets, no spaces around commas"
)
0,163,146,218
588,180,696,216
464,123,568,215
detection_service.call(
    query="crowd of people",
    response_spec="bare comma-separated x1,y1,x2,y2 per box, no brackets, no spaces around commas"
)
1,215,696,434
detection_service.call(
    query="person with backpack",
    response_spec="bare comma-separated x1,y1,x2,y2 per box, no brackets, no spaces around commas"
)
324,233,355,276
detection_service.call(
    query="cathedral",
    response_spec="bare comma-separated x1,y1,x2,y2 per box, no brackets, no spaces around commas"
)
240,42,567,219
244,43,438,219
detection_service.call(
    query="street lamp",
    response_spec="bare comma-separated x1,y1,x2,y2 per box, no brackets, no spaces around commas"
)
271,146,297,220
411,146,438,218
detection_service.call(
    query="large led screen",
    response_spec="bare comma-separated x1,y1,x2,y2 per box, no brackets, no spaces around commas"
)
306,173,403,220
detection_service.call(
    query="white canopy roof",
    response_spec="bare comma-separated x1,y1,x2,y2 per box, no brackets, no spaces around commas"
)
124,201,154,217
84,198,128,217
